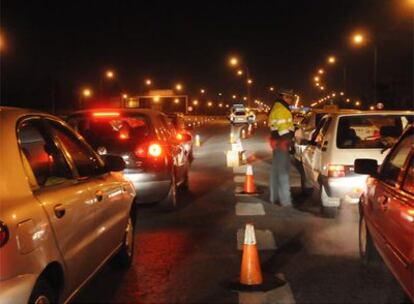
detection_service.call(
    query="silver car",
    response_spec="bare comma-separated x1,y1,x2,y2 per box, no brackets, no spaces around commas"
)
0,107,136,303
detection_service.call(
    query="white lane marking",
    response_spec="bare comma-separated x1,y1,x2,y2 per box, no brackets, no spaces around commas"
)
236,203,265,216
238,292,265,304
234,175,245,183
265,273,296,304
237,228,276,250
233,166,247,174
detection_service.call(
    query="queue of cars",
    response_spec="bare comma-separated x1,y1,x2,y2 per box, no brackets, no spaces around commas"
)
295,107,414,301
0,106,194,303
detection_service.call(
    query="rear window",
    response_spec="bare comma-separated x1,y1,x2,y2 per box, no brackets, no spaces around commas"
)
336,115,414,149
68,113,150,148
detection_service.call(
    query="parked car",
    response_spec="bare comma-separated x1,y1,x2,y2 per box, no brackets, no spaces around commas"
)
0,106,136,304
355,124,414,302
301,110,414,217
167,112,194,162
67,108,191,208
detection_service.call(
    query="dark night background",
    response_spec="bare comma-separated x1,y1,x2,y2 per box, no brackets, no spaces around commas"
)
0,0,413,113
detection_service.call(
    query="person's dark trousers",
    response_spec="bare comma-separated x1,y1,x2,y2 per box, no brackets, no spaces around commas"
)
269,141,292,206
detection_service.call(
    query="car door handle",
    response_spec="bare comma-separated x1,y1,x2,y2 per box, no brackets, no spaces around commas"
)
95,190,104,202
54,204,66,219
377,196,389,210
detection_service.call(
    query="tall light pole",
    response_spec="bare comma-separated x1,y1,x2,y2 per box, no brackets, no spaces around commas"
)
228,56,252,107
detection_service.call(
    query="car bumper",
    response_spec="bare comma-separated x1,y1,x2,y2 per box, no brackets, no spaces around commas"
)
322,175,368,204
0,274,37,304
123,169,171,204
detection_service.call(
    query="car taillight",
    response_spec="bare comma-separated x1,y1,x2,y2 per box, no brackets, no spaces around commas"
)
0,221,9,248
328,165,346,177
135,143,163,158
148,144,162,157
92,111,120,117
176,133,184,141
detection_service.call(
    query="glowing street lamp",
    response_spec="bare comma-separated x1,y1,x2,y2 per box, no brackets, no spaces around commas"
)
355,101,361,106
200,89,205,94
207,101,213,107
314,76,320,82
269,86,275,91
315,83,320,87
145,79,152,86
327,56,336,64
318,69,324,75
352,33,365,45
174,98,180,104
175,83,183,91
229,57,239,67
237,69,243,76
193,100,199,106
232,95,237,99
105,70,115,79
82,88,92,97
153,96,160,102
122,93,128,99
247,79,253,85
320,86,325,91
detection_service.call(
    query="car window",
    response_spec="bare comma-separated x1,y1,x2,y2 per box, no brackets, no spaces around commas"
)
311,116,330,144
402,156,414,195
159,114,175,139
336,115,413,149
69,113,150,149
47,120,105,179
18,119,73,188
379,133,414,186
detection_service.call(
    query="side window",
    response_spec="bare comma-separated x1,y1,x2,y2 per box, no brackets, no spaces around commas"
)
379,134,413,186
311,116,331,145
402,156,414,195
18,119,73,188
47,120,104,178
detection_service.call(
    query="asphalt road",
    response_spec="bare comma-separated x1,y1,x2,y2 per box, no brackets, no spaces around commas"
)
74,118,407,304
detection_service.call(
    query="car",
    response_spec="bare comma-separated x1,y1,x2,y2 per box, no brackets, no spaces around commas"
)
301,110,414,217
355,124,414,302
246,109,257,124
167,112,194,162
293,107,354,163
67,108,191,208
0,106,136,304
229,108,248,124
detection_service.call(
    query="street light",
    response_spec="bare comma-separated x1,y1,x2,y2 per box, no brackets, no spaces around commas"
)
314,76,320,82
327,56,336,64
229,57,239,67
247,79,253,85
318,69,324,75
207,101,213,107
83,88,92,97
175,83,183,91
352,33,365,45
145,79,152,86
269,86,275,91
355,101,361,107
200,89,205,94
122,93,128,99
193,100,199,106
174,98,180,104
237,70,243,76
105,70,115,79
232,95,237,99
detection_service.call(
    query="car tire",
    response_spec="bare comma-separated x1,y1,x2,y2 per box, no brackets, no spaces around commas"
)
359,214,381,267
319,184,338,218
112,214,135,268
29,279,56,304
160,171,177,210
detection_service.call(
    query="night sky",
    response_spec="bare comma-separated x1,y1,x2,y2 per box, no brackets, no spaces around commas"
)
1,0,413,112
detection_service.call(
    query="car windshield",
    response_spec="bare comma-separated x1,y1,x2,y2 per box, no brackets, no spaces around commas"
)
235,111,246,115
69,113,150,148
336,114,414,149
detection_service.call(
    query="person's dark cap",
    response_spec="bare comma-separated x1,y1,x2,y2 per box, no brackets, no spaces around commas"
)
278,89,294,97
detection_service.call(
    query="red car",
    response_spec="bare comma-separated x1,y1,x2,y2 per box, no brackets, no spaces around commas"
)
355,125,414,302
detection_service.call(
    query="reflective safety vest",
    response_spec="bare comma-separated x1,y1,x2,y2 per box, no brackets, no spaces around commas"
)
268,102,294,136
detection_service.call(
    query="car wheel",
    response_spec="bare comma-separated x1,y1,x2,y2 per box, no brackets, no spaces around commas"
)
359,214,381,267
29,279,56,304
319,184,338,218
160,171,177,210
112,214,135,268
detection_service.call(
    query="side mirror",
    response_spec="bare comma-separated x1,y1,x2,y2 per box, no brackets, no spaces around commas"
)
104,155,126,172
354,158,378,176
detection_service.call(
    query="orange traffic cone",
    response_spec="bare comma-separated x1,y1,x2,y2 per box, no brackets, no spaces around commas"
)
243,165,257,194
229,223,286,292
240,223,263,285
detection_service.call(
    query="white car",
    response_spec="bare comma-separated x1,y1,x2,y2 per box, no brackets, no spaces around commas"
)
0,107,136,303
293,108,356,163
230,109,248,124
301,110,414,217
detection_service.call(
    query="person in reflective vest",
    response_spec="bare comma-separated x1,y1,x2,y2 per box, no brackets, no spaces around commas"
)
268,90,295,206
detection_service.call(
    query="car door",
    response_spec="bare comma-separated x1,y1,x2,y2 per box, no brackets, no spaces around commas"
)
45,119,129,267
368,133,414,286
302,116,330,187
17,117,99,293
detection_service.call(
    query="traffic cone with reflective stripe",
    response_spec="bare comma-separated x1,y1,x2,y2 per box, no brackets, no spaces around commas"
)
244,165,257,194
229,223,286,291
195,134,201,147
240,223,263,285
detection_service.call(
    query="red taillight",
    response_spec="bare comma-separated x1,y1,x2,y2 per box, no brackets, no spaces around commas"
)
135,143,163,158
92,111,120,118
119,131,129,140
148,144,162,157
0,221,9,248
328,165,346,177
176,133,184,141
